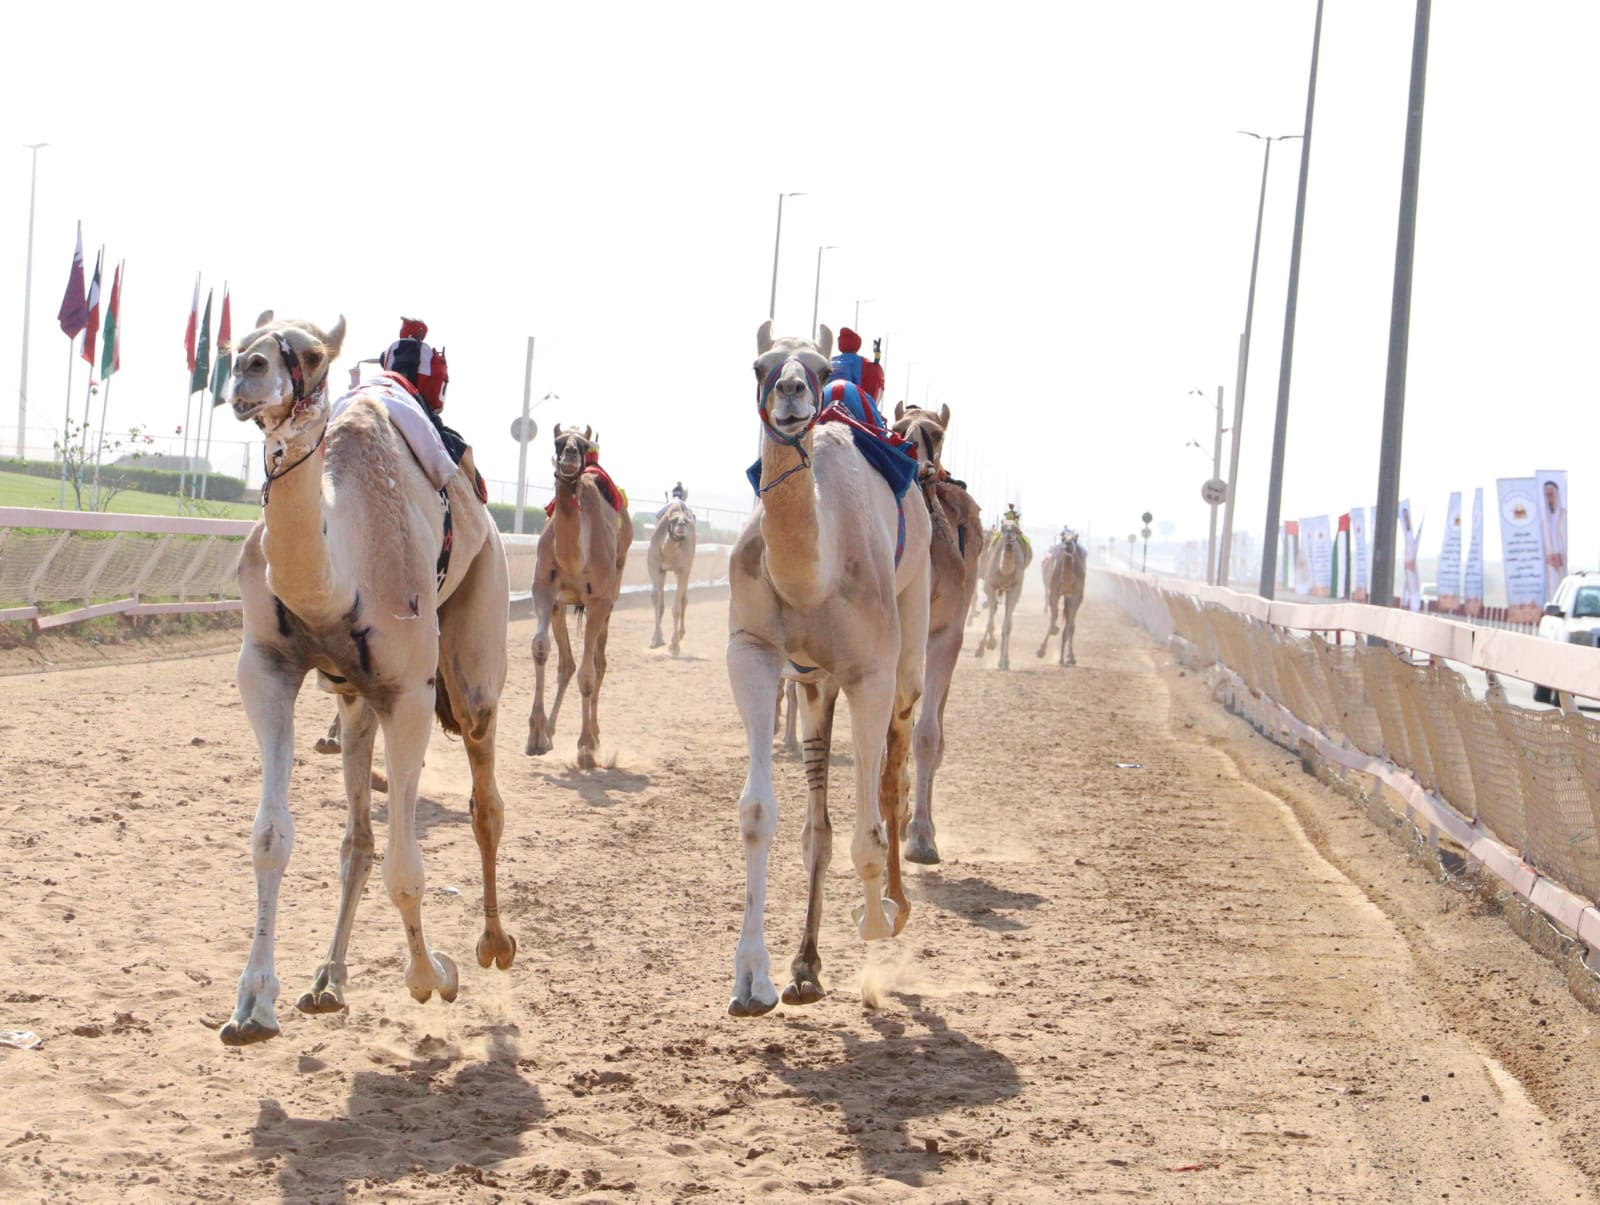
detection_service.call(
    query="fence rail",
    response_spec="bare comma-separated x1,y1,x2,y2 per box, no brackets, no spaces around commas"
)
1098,567,1600,965
0,506,730,629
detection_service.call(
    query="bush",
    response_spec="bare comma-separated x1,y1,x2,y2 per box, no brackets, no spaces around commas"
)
0,456,249,503
487,501,546,534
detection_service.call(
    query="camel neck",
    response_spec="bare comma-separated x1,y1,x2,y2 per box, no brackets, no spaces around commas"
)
259,434,344,622
757,432,824,605
551,473,585,571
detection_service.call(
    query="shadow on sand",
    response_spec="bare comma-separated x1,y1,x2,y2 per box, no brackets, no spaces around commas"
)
251,1025,542,1202
372,793,470,839
544,765,651,808
759,1006,1021,1187
912,871,1046,933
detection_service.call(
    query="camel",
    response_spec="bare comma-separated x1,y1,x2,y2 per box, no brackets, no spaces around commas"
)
525,425,633,769
726,322,931,1016
975,513,1033,670
217,315,514,1047
773,680,801,755
891,402,983,865
1038,531,1088,666
647,495,697,655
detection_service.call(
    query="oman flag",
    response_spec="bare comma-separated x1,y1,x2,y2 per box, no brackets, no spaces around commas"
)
81,248,103,374
100,261,123,380
209,286,232,405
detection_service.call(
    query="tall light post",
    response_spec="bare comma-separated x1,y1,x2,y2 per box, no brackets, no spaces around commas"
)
17,142,47,458
1218,131,1299,588
1187,386,1227,585
768,191,805,322
902,360,918,407
853,298,874,329
811,245,838,341
1259,0,1325,598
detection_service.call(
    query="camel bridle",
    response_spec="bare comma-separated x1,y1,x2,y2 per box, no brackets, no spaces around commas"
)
755,356,822,495
258,333,333,504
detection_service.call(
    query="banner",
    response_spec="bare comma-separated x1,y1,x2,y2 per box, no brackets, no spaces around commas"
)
1463,487,1484,616
1535,469,1569,603
1283,520,1302,594
1498,477,1545,623
1300,515,1332,597
1351,506,1370,602
1436,491,1463,611
1399,499,1423,611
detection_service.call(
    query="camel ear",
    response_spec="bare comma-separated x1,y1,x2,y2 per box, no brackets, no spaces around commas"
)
322,315,346,359
255,309,275,326
756,320,774,355
816,324,833,359
553,423,563,440
584,425,594,442
894,400,905,422
939,403,950,429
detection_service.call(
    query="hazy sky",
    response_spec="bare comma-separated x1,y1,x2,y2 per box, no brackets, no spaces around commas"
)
1,2,1596,578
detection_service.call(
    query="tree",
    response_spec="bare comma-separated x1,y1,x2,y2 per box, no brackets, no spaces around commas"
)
53,417,154,511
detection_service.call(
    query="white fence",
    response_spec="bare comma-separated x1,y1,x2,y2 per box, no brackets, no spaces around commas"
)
0,505,731,630
1099,567,1600,966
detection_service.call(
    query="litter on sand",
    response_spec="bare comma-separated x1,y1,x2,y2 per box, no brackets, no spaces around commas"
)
0,1030,43,1050
1114,762,1143,770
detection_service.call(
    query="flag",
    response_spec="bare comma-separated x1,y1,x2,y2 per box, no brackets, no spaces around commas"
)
57,222,86,338
209,286,232,405
81,248,103,374
184,274,199,373
100,261,123,380
190,289,212,394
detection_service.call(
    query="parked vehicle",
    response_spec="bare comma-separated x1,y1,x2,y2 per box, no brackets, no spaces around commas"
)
1532,571,1600,703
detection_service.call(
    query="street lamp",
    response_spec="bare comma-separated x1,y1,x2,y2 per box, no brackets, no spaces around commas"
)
16,142,47,458
902,360,918,408
1189,386,1228,585
768,191,805,322
1218,131,1299,589
853,298,874,329
811,245,838,342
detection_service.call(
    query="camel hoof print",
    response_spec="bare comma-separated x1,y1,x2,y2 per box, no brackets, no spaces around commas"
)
218,1017,279,1047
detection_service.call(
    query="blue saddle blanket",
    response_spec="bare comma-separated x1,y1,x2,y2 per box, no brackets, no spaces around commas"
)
747,380,917,501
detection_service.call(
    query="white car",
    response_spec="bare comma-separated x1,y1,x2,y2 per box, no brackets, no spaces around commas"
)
1532,571,1600,703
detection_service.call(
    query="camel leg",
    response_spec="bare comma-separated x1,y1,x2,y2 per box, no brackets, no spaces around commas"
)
526,590,556,755
880,571,927,936
221,642,304,1046
438,541,516,971
670,566,688,656
546,605,578,744
977,590,998,658
297,693,378,1015
727,632,783,1016
782,679,800,755
1064,594,1081,667
908,622,962,865
574,601,612,770
649,568,666,648
844,667,897,941
999,585,1019,671
314,712,341,755
784,679,839,1006
380,685,459,1005
1036,593,1058,660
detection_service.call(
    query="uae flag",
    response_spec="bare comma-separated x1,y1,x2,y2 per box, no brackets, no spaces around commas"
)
184,274,200,374
190,290,212,395
81,248,103,373
57,222,87,338
100,262,123,381
209,287,232,405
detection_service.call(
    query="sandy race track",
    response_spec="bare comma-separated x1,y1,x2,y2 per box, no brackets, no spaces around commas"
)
2,587,1600,1202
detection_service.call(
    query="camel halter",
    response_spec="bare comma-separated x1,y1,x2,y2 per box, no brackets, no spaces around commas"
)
755,358,821,495
259,334,332,504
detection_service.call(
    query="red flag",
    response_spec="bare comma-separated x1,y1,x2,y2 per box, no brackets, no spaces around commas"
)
57,222,86,339
81,248,103,374
217,287,231,348
101,261,122,380
184,274,199,373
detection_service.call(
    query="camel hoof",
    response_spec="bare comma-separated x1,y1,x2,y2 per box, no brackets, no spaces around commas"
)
436,954,460,1003
1067,655,1077,666
218,1016,279,1047
577,747,598,771
476,929,517,971
853,900,898,942
782,978,825,1006
905,832,941,865
892,903,910,937
525,731,552,757
649,634,664,649
727,992,779,1018
295,988,346,1015
669,642,681,657
314,736,341,756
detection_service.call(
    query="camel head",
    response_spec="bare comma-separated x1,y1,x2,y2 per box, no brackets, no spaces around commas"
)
552,424,596,483
662,499,693,543
998,514,1025,566
226,315,346,432
892,401,952,480
753,321,833,444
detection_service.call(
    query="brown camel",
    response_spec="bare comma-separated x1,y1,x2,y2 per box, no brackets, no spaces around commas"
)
726,322,931,1016
891,402,983,865
1038,530,1087,665
647,495,697,655
525,425,633,769
975,513,1033,670
218,316,514,1047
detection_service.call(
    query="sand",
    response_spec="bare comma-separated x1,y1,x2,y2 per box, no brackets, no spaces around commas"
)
1,589,1597,1202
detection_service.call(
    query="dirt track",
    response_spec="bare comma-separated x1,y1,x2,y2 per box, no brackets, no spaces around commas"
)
2,589,1598,1201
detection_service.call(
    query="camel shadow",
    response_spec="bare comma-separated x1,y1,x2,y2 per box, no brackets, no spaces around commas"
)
372,794,469,838
250,1025,542,1202
911,871,1046,933
544,766,651,808
759,1007,1020,1186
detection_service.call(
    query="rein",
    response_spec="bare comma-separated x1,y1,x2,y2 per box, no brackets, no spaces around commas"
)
258,337,331,504
755,357,821,495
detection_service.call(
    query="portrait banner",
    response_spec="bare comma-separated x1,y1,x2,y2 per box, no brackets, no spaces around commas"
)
1463,487,1484,616
1535,469,1569,603
1498,477,1544,623
1351,506,1370,603
1436,491,1463,611
1300,515,1333,597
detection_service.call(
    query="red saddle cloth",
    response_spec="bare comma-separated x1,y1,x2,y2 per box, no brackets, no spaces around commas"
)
545,452,628,516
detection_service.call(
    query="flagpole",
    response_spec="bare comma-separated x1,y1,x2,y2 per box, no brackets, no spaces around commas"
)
90,375,113,510
76,373,95,507
58,335,76,507
200,393,216,500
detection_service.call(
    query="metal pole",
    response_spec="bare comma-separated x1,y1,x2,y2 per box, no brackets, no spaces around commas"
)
179,382,193,499
90,375,113,509
1258,0,1324,598
75,375,94,507
1218,332,1246,586
903,361,915,405
1369,0,1433,614
514,335,535,534
1208,386,1223,585
768,194,785,321
58,334,74,506
17,143,46,458
811,246,826,341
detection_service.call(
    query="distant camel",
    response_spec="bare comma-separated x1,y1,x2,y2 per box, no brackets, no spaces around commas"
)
1038,530,1087,666
975,513,1032,670
648,494,697,655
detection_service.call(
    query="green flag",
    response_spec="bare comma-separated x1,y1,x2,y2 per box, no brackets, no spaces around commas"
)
190,289,212,394
100,260,122,380
209,287,232,405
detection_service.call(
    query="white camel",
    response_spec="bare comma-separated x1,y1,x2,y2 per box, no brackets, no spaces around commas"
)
648,495,698,655
975,514,1033,670
726,322,931,1016
218,315,514,1046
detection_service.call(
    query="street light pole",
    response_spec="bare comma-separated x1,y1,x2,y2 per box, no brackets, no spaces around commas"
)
1258,0,1325,598
17,142,46,458
1370,0,1433,614
768,191,804,322
811,245,838,342
853,298,874,329
1219,131,1299,588
903,360,917,406
513,336,535,534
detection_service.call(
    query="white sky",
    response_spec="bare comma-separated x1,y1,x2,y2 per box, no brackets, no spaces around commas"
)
1,2,1596,578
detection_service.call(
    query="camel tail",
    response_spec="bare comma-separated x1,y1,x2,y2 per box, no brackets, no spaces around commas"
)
433,668,463,739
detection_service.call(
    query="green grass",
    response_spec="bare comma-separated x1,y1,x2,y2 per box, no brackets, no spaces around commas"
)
0,469,261,521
